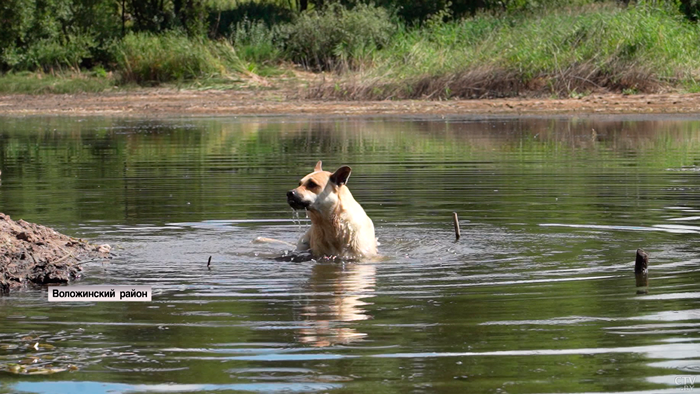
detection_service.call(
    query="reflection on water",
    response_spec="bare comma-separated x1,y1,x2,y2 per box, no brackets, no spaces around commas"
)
636,271,650,294
297,263,375,347
1,115,700,393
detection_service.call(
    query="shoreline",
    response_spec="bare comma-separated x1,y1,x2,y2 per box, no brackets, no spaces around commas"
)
2,90,700,117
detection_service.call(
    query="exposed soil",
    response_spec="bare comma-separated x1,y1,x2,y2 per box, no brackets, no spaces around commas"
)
0,213,110,293
3,89,700,117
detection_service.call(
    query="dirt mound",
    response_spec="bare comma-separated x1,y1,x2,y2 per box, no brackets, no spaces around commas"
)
0,213,110,293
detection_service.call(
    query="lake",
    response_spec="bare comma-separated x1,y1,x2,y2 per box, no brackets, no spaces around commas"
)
1,115,700,393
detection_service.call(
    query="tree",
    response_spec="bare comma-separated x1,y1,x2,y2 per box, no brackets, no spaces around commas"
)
173,0,207,36
128,0,173,33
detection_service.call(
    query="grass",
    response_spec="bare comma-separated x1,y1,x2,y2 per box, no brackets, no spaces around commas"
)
0,71,117,94
308,3,700,99
0,32,253,94
112,32,247,84
0,70,254,95
228,19,284,76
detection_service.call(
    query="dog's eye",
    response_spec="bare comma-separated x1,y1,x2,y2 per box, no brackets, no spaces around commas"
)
306,180,318,189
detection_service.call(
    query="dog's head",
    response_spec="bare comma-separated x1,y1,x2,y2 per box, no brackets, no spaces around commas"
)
287,161,352,212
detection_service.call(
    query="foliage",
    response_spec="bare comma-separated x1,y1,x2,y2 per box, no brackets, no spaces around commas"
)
0,0,120,71
173,0,208,36
677,0,700,20
0,0,36,54
278,3,395,70
9,35,97,72
208,0,293,38
229,19,282,65
332,0,602,24
124,0,207,36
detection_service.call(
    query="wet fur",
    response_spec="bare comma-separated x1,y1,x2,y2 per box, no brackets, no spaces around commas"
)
287,161,377,259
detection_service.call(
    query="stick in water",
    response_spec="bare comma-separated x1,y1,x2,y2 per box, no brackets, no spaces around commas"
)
635,249,649,291
207,256,212,270
453,212,461,241
635,249,648,274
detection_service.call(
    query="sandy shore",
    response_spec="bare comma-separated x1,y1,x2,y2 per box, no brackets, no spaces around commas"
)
3,89,700,117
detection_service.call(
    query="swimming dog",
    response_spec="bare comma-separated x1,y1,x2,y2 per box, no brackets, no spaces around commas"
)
287,161,377,259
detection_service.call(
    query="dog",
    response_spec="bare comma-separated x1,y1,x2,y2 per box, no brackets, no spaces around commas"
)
287,161,377,260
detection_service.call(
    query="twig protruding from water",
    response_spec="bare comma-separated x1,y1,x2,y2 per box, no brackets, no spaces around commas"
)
635,249,648,274
207,256,212,270
453,212,461,241
635,249,649,292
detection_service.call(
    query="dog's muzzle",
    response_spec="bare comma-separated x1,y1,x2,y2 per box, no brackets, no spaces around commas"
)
287,190,309,210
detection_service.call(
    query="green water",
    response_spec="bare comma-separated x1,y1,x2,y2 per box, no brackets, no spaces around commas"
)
1,115,700,393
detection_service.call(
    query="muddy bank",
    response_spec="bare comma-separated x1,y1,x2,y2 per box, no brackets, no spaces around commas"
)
0,213,110,293
2,90,700,117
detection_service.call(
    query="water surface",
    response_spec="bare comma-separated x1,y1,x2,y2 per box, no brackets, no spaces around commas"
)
1,115,700,393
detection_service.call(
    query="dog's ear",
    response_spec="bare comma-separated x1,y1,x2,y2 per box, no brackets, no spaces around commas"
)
314,161,323,172
330,166,352,186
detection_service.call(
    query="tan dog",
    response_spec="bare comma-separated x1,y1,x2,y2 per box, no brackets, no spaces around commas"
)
287,161,377,259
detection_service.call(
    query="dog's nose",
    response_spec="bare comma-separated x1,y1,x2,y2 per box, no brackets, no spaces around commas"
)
287,189,307,210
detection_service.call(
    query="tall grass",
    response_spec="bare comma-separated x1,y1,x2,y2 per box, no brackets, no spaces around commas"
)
112,32,245,84
309,3,700,99
229,19,282,65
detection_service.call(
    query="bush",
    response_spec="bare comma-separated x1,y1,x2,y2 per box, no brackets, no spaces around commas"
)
111,32,244,84
208,0,293,38
672,0,700,20
1,34,97,72
371,0,599,24
279,3,395,71
229,19,282,64
24,35,96,72
0,0,119,72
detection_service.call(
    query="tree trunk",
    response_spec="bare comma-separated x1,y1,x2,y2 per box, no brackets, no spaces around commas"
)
121,0,126,36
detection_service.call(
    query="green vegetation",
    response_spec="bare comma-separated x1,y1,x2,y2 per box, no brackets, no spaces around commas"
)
2,0,700,97
313,2,700,99
113,32,245,84
277,3,395,70
0,71,115,94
